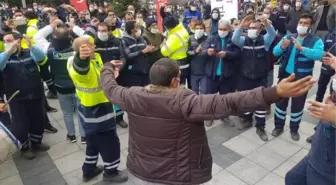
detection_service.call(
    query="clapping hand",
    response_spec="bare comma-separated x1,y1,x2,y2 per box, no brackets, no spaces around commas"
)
291,37,303,51
308,96,336,123
322,52,336,70
281,38,290,50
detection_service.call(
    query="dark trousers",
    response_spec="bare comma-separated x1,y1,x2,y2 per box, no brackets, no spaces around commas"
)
190,74,207,94
274,76,307,132
42,85,52,127
285,157,335,185
10,99,45,150
113,105,124,122
82,129,120,176
207,76,236,95
126,74,149,87
237,76,267,128
316,73,333,102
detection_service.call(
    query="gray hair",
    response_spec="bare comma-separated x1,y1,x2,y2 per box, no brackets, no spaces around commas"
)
218,19,232,27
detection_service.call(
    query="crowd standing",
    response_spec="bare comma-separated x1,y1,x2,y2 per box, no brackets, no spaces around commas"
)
0,0,335,184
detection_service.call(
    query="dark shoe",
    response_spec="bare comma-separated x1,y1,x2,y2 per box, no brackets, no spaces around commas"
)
82,165,104,182
271,128,284,137
31,143,50,152
46,91,58,99
306,135,313,143
237,118,252,130
67,135,77,143
256,128,269,141
103,170,128,182
45,123,58,133
20,150,36,160
81,137,86,144
291,132,300,141
46,106,58,113
117,120,128,128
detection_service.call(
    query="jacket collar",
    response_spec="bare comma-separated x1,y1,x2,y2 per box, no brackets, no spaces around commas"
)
27,19,38,26
124,33,137,41
168,23,183,35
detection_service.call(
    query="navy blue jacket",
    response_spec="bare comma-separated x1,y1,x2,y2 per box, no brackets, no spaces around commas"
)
321,29,336,76
279,34,320,79
202,33,241,79
188,34,208,76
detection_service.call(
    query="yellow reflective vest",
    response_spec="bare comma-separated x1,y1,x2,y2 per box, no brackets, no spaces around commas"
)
67,53,109,107
161,23,189,61
21,19,39,49
112,29,123,39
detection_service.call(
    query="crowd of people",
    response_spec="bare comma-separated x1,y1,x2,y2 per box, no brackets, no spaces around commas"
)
0,0,335,184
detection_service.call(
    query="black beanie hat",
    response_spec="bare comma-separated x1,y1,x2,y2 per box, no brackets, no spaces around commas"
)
163,15,179,29
145,18,157,28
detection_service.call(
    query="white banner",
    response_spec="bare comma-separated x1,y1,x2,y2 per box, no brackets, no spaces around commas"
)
211,0,239,19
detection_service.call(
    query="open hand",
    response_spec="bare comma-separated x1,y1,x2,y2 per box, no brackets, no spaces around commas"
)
292,37,303,51
276,74,315,98
308,97,336,123
322,52,336,70
281,38,290,50
239,15,253,29
5,40,19,54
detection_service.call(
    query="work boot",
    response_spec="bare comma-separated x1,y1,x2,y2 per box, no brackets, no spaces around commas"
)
205,120,214,127
21,149,36,160
306,135,313,143
45,123,58,133
31,143,50,152
256,128,269,141
46,106,58,113
82,165,104,182
103,170,128,183
117,120,128,128
291,132,300,141
271,128,284,137
236,118,252,130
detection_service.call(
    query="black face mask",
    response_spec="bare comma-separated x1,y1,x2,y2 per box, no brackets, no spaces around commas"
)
111,25,116,31
51,37,72,51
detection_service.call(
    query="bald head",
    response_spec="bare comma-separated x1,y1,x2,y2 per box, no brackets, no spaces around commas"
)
72,36,93,52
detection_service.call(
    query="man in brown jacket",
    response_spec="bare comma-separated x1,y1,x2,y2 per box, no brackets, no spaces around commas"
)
100,58,314,185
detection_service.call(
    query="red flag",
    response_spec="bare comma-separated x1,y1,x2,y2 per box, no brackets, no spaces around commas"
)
70,0,88,12
155,0,168,33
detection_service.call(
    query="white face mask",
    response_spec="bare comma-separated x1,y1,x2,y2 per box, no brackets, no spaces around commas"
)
4,43,16,53
135,29,142,38
212,13,219,19
218,30,229,38
85,15,90,20
332,78,336,92
247,29,259,39
190,6,196,11
150,28,159,34
166,7,172,12
263,13,270,19
295,2,302,7
284,5,290,10
14,17,26,26
195,29,204,38
297,25,309,35
97,32,109,41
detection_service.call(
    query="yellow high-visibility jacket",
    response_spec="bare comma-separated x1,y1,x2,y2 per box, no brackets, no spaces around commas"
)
161,23,189,61
21,19,39,49
112,29,123,39
67,53,109,107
